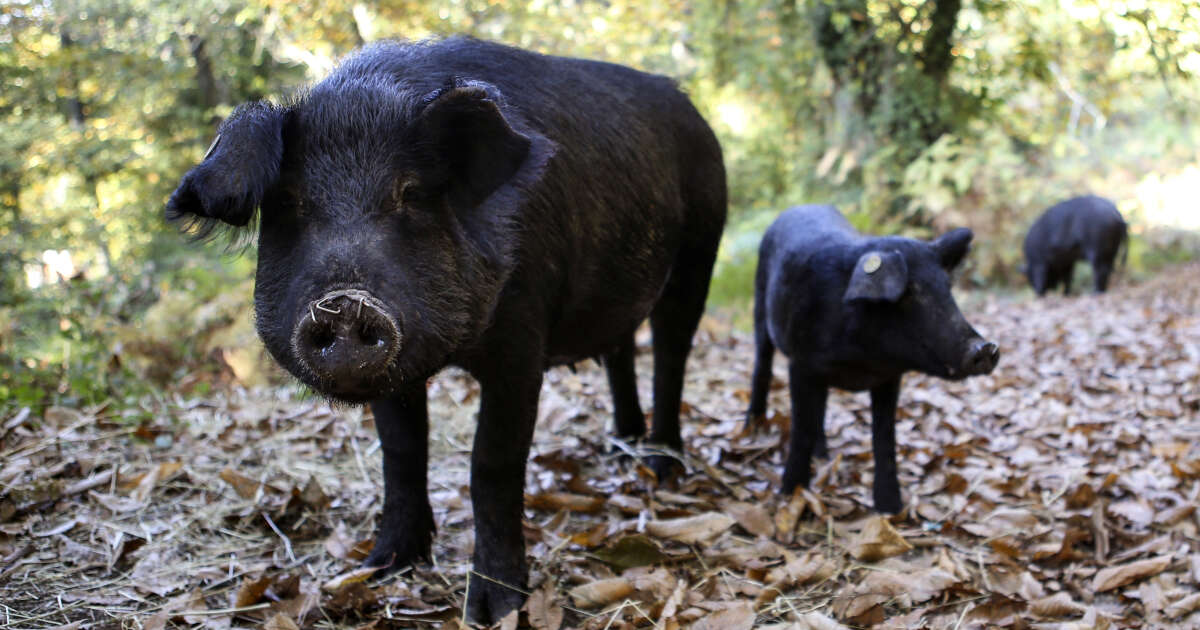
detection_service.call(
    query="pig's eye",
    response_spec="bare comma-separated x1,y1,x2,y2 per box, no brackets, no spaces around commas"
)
393,178,421,206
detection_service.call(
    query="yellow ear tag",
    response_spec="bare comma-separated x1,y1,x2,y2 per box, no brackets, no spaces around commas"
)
863,253,882,274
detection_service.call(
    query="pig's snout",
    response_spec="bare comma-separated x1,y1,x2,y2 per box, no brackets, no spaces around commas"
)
963,340,1000,376
293,289,401,392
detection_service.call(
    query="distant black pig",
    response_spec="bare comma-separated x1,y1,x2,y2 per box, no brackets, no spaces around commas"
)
1023,195,1127,296
166,38,726,622
744,205,998,514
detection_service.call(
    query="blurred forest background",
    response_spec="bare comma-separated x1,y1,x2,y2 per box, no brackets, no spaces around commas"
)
1,0,1198,413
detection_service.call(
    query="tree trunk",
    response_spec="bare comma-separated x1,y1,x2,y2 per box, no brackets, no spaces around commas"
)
811,0,884,117
920,0,961,84
59,28,86,130
187,34,224,113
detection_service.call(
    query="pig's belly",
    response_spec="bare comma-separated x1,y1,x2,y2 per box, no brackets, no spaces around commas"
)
544,290,664,365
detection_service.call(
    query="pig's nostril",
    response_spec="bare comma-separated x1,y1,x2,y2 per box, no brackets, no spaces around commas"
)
308,322,337,352
967,341,1000,373
357,322,387,348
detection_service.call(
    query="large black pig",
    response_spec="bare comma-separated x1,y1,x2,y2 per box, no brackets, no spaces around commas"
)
1023,195,1127,296
744,205,998,514
166,38,726,621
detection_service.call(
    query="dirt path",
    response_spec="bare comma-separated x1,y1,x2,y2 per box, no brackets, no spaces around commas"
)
2,266,1198,629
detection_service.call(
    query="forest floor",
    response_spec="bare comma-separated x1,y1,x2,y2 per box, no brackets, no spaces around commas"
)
2,264,1199,630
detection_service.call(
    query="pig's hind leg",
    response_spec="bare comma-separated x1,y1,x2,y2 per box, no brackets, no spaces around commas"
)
781,367,827,494
1090,251,1114,293
365,383,436,572
745,273,774,431
605,332,646,439
644,233,720,480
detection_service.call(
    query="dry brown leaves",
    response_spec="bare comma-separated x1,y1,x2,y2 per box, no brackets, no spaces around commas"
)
2,266,1200,628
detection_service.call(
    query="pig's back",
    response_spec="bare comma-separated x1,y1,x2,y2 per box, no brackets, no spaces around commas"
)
761,205,858,271
758,205,859,355
1026,196,1124,259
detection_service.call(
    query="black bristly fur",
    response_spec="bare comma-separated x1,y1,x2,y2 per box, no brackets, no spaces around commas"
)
745,205,998,515
1023,195,1128,296
165,101,288,242
164,37,726,624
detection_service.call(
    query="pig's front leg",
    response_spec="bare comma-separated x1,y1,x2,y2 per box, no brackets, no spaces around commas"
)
364,383,435,571
466,359,543,623
781,365,827,495
869,379,902,514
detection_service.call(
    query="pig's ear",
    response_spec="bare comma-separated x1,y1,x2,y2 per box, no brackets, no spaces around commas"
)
417,81,533,207
844,251,908,303
932,228,973,270
166,101,288,238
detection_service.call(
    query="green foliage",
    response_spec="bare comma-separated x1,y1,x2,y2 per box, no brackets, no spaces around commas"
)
1,275,143,409
1,0,1199,380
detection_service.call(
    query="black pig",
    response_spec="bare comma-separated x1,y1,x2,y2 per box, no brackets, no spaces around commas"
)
166,38,726,622
744,205,998,514
1023,195,1127,296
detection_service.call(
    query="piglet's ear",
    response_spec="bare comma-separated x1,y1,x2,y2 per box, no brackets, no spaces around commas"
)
417,80,532,208
932,227,973,270
166,101,287,237
844,250,908,303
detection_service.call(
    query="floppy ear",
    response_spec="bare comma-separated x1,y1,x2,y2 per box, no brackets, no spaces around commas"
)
415,79,533,208
844,250,908,302
166,101,287,236
932,227,973,270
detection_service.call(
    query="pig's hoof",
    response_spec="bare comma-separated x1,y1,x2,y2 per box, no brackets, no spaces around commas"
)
466,574,527,625
644,453,683,483
740,412,766,435
873,495,902,515
361,533,432,575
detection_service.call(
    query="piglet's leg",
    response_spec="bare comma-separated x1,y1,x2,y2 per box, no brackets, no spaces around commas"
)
781,366,827,495
1091,257,1113,293
466,356,543,624
365,383,435,571
605,332,645,439
744,311,775,432
869,379,902,514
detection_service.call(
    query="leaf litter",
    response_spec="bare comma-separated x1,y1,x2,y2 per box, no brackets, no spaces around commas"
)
2,266,1200,628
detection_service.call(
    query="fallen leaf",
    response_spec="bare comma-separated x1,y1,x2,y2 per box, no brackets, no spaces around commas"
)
263,614,299,630
647,512,735,544
1107,499,1154,528
497,610,519,630
688,602,755,630
321,566,378,592
1091,555,1171,592
1029,592,1084,618
794,611,849,629
568,577,634,608
296,476,330,510
527,491,605,514
1165,592,1200,619
131,462,183,502
590,534,670,570
524,582,562,630
773,490,806,543
219,468,260,500
233,573,272,607
848,516,913,561
720,500,774,538
325,582,379,613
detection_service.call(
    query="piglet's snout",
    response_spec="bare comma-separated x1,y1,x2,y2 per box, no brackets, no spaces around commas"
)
293,289,401,389
963,339,1000,376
